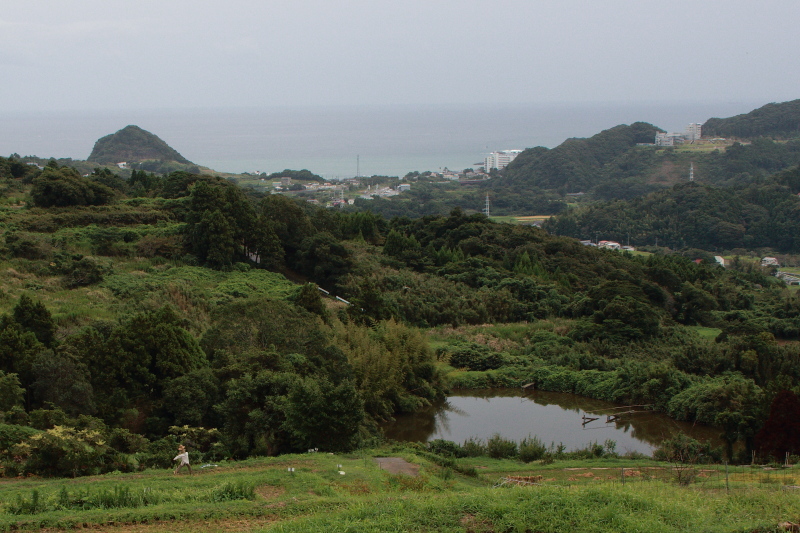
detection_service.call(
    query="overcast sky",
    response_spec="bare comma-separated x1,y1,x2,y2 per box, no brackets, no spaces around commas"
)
1,1,798,112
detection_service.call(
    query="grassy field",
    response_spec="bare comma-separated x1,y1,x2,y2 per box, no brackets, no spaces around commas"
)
0,449,798,532
686,326,723,340
654,141,732,155
490,215,551,225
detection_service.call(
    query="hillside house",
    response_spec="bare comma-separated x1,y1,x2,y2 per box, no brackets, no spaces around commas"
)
598,240,621,250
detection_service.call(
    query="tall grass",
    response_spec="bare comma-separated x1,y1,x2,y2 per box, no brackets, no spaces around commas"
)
6,482,257,515
268,483,800,533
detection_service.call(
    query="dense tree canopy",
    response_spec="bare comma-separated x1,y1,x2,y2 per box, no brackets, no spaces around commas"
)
31,163,115,207
703,99,800,139
543,171,800,253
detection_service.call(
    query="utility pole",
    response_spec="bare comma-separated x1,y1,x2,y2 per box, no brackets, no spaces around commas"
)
483,192,490,217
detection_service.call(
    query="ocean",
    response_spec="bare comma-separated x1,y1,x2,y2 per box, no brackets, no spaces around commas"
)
0,101,761,179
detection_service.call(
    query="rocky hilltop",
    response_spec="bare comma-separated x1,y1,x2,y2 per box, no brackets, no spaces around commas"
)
87,125,192,165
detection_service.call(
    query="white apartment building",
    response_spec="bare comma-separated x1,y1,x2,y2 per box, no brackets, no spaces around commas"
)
655,123,704,146
484,149,523,171
685,123,702,141
655,133,682,146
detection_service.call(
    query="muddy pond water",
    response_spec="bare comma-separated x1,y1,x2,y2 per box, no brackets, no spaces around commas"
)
382,389,723,455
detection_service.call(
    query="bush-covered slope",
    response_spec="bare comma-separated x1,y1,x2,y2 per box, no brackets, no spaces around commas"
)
88,125,192,165
0,159,799,473
496,122,661,192
544,166,800,253
703,99,800,139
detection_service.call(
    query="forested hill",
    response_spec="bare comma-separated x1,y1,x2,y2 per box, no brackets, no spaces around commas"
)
1,161,800,470
495,122,661,192
703,99,800,139
544,165,800,253
88,125,192,165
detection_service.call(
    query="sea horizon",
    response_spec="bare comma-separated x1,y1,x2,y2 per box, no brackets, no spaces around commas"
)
0,100,764,179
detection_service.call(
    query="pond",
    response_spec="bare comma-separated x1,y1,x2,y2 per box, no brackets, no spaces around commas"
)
382,389,723,455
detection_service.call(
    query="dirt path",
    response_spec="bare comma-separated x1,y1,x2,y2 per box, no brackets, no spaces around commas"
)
374,457,420,476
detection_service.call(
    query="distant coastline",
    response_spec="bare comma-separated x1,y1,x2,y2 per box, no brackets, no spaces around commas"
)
0,101,762,178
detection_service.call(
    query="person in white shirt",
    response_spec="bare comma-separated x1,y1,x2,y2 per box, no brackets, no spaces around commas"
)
173,444,192,475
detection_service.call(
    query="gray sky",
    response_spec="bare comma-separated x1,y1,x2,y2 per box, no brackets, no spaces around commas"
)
1,1,798,112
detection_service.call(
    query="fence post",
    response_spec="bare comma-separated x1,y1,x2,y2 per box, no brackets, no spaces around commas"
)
621,467,625,486
725,462,729,493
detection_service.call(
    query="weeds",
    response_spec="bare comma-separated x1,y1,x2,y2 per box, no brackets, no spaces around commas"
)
4,481,255,515
8,486,166,514
8,490,46,515
211,481,256,502
426,437,615,464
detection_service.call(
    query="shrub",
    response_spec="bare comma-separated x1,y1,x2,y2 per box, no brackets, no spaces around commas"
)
427,439,463,458
486,433,517,459
135,234,184,258
27,408,69,430
12,425,124,477
461,437,486,457
653,434,719,464
4,233,50,260
136,435,179,469
108,427,149,454
0,423,39,456
53,256,109,288
518,435,547,463
448,344,504,371
31,165,115,207
569,440,609,459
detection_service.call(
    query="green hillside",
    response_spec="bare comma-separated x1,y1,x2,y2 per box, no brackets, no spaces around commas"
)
497,122,661,192
703,99,800,139
0,160,797,472
544,166,800,253
352,100,800,219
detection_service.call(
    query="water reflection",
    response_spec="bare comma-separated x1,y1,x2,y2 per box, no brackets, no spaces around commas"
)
382,389,723,455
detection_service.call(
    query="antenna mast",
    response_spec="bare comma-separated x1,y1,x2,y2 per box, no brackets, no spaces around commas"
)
356,155,360,178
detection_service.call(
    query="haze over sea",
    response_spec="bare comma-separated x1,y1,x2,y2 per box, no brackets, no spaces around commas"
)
1,101,761,179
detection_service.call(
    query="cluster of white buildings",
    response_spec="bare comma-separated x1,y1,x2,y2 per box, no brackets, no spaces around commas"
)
655,123,703,147
580,240,635,252
484,149,523,171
